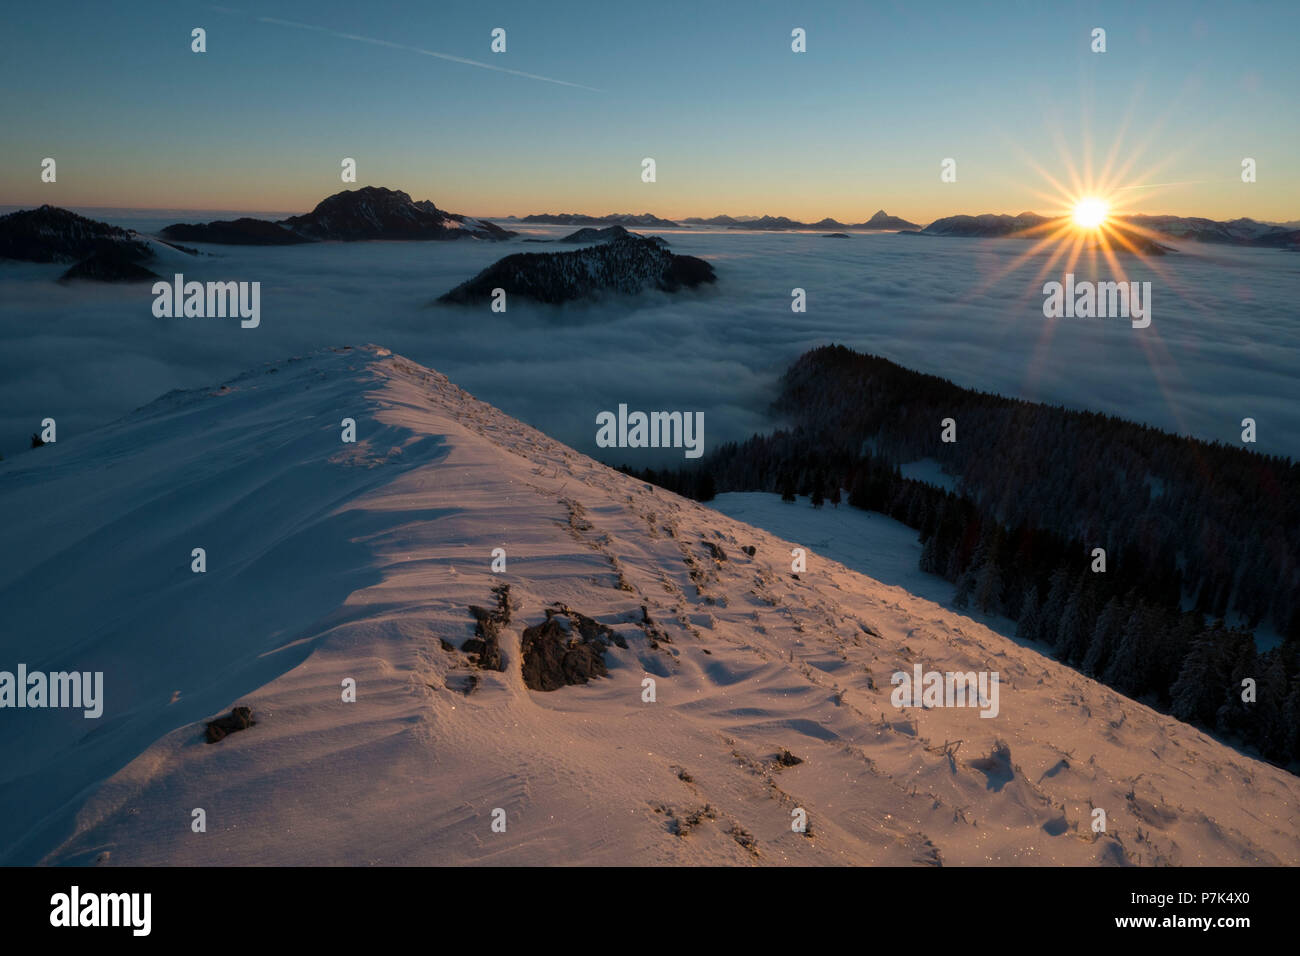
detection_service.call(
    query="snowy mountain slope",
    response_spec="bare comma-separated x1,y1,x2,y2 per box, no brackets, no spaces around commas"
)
1,346,1296,866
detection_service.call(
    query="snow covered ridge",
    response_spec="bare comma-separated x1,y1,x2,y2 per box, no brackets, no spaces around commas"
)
2,345,1298,865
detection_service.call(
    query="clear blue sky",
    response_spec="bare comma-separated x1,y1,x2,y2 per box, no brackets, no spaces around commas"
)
2,0,1296,221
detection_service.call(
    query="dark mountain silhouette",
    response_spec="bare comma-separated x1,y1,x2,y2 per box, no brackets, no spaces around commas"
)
0,205,187,281
919,211,1297,251
920,212,1053,237
682,209,920,231
519,212,679,227
160,217,309,245
59,247,161,282
1125,214,1300,249
280,186,514,241
859,209,921,230
0,205,153,263
557,225,644,243
438,234,714,305
159,187,515,244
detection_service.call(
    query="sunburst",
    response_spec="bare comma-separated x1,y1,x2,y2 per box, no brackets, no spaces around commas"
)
962,118,1218,444
1072,197,1109,229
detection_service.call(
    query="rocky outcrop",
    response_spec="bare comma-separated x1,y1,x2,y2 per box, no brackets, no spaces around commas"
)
205,706,256,743
519,605,625,691
464,584,511,672
437,234,715,305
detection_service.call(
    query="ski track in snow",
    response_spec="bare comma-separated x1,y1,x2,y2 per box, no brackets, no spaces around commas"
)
1,345,1296,866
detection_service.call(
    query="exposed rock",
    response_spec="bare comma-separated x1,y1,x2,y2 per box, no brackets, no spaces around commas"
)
774,748,803,768
205,706,255,743
464,583,511,671
727,823,759,855
520,605,623,691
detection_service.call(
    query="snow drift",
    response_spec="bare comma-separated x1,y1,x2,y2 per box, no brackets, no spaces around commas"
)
0,346,1296,865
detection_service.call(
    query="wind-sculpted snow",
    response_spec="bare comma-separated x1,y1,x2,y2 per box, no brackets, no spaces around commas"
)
2,346,1296,866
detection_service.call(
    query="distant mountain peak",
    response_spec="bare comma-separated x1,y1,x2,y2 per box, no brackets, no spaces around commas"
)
155,186,514,244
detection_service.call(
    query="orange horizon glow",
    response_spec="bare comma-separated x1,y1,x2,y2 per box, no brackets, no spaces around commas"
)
0,186,1293,228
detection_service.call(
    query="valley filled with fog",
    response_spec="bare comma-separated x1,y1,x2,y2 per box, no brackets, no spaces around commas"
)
2,214,1295,465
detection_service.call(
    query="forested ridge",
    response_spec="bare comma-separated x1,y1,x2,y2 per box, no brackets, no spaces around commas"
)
625,344,1300,769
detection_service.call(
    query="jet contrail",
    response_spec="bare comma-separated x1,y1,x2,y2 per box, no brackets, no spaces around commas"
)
246,14,604,92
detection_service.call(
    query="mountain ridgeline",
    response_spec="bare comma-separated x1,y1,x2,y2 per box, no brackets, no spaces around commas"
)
518,212,680,227
0,205,193,281
682,210,921,231
161,186,516,244
630,345,1300,769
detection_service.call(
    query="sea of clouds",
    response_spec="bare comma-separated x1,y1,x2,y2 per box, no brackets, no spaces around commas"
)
1,215,1297,466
